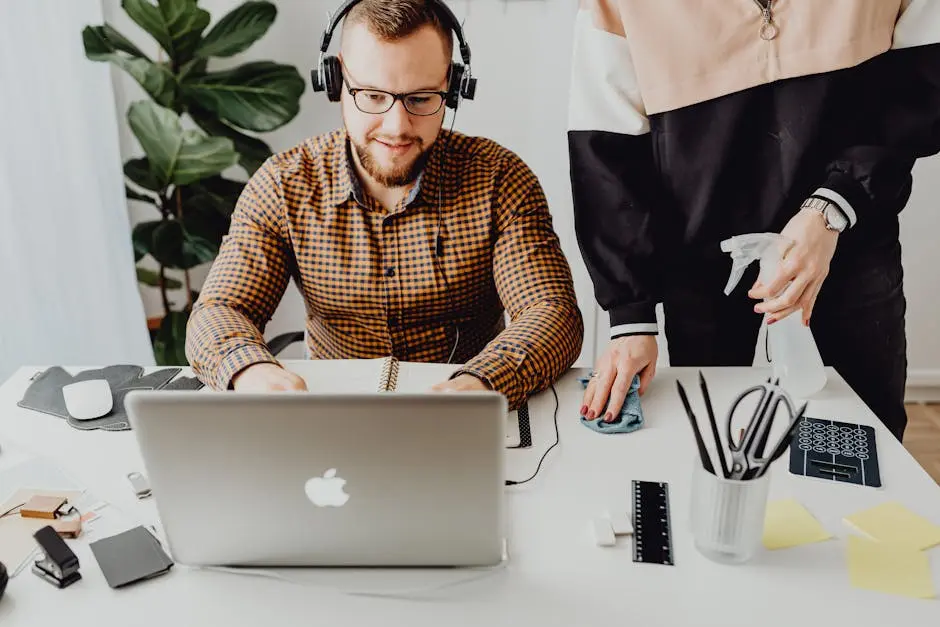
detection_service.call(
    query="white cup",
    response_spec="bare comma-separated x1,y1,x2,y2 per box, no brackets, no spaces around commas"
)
689,463,770,564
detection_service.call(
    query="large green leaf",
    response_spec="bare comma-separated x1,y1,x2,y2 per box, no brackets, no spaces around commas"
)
99,23,151,59
124,157,164,192
153,310,190,366
182,61,304,132
128,100,239,187
136,266,182,289
196,1,277,58
151,220,218,269
181,176,245,218
189,107,271,175
133,220,162,261
83,25,176,107
122,0,210,65
180,200,231,249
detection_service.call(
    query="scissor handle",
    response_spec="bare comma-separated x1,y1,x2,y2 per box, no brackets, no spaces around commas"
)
732,384,799,479
725,384,768,452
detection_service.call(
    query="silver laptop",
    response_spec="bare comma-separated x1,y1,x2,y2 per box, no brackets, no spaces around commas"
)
125,390,506,568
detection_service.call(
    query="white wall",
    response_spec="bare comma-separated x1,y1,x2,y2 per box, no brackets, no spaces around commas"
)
900,158,940,396
103,0,940,392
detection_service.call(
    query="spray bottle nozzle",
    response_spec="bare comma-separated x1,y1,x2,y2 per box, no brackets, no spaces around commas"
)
719,233,789,296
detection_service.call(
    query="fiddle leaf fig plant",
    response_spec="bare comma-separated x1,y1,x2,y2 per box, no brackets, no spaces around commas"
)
82,0,305,365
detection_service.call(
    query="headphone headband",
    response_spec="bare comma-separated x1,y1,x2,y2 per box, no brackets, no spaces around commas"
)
319,0,471,67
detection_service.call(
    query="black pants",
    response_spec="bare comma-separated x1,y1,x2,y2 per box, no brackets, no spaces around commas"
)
661,238,908,441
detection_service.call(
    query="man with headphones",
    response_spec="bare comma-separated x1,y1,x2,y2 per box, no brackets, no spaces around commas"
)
186,0,583,410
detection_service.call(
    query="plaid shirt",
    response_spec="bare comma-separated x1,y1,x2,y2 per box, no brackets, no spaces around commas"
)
186,129,583,409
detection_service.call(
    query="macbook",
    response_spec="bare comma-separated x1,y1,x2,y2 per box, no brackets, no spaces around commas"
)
125,391,506,567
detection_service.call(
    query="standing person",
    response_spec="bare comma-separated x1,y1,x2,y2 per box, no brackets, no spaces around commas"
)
568,0,940,440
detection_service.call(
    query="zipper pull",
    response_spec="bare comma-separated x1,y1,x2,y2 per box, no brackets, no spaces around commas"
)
759,5,778,40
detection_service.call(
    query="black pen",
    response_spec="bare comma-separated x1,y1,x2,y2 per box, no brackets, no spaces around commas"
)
698,371,730,479
677,380,715,475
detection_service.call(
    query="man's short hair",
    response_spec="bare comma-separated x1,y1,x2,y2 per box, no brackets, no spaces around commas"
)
343,0,455,59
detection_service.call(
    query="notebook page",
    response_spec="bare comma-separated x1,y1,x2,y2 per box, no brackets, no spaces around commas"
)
393,361,461,392
284,358,389,393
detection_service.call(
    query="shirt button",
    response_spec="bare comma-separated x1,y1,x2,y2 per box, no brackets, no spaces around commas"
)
385,267,396,277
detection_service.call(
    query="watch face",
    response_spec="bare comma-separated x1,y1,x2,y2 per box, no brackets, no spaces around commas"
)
825,205,848,230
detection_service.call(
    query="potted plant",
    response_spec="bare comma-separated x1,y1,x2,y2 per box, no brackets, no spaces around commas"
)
82,0,304,364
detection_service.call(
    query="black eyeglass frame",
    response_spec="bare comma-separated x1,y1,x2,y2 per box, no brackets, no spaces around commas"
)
345,83,449,116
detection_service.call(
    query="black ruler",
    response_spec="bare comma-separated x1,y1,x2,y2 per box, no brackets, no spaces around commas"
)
631,480,674,566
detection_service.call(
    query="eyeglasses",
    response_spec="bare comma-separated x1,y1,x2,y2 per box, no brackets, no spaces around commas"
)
346,84,447,116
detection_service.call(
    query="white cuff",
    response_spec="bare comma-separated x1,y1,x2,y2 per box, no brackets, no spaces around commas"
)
812,188,858,228
610,323,658,338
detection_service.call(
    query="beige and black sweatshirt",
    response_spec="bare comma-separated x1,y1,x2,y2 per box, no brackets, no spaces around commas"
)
567,0,940,337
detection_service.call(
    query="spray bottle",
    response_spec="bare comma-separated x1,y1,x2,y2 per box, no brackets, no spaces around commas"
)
720,233,827,398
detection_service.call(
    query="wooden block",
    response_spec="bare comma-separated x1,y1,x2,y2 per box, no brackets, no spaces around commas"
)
20,495,66,520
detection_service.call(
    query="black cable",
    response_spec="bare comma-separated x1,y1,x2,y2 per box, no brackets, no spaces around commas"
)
505,384,560,486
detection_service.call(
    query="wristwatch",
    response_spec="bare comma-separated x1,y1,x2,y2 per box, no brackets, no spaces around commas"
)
802,196,849,233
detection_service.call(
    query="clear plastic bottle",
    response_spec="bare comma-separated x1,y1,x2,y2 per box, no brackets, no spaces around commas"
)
720,233,827,397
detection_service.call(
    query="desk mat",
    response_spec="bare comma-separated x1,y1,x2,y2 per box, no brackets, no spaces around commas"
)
17,365,202,432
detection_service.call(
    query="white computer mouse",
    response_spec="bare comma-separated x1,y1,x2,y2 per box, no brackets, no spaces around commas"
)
62,379,113,420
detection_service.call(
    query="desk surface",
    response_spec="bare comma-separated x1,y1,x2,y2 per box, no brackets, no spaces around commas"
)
1,364,938,625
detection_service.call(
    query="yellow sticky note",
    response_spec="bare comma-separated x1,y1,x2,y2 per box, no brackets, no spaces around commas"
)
763,499,832,550
846,535,936,599
844,502,940,551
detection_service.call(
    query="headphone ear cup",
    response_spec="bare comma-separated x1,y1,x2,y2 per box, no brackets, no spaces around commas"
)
322,56,343,102
446,63,464,110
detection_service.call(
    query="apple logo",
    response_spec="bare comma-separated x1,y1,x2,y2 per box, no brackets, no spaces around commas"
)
304,468,350,507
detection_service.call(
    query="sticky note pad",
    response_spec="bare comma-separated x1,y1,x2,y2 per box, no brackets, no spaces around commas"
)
846,535,936,599
844,502,940,551
762,499,832,550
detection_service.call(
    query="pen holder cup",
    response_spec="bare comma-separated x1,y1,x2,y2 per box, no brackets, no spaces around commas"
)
689,464,770,564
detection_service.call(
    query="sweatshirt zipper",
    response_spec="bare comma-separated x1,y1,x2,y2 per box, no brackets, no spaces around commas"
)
753,0,779,40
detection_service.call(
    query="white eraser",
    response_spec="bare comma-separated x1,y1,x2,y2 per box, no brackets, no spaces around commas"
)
592,518,616,547
606,509,634,536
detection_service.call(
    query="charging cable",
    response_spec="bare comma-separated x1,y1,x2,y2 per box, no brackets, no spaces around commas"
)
505,384,559,486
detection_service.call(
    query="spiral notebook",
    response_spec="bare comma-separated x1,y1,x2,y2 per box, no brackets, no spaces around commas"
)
284,357,527,447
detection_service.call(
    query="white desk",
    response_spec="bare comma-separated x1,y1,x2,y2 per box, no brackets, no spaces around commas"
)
1,365,938,625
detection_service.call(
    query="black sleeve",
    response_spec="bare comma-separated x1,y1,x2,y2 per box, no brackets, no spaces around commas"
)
566,3,661,338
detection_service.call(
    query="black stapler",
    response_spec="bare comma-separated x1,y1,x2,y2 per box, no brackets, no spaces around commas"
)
0,560,8,601
32,525,81,588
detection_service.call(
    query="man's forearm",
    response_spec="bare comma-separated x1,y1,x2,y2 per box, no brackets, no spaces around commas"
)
455,298,583,410
186,302,279,390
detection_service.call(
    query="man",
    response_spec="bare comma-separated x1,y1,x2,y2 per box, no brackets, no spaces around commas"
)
185,0,583,410
568,0,940,439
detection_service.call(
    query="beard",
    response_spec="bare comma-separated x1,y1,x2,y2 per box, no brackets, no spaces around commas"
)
351,133,432,188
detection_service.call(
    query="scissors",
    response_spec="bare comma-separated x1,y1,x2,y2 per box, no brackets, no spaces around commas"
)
725,378,802,480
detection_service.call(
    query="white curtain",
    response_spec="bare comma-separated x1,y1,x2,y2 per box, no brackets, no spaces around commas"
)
0,0,154,382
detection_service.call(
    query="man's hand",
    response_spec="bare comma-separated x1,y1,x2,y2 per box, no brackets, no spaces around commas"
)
749,207,839,325
430,374,491,393
583,335,658,422
232,363,307,392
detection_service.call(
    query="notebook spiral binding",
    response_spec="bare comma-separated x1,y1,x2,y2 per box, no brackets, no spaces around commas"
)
379,356,400,392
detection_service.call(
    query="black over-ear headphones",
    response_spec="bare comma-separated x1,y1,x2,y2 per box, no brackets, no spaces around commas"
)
311,0,477,110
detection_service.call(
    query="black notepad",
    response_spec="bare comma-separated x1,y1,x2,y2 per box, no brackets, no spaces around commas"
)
89,526,173,588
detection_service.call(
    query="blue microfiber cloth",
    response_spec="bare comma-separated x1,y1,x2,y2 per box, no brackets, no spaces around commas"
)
578,373,644,434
